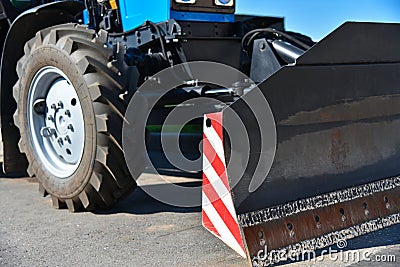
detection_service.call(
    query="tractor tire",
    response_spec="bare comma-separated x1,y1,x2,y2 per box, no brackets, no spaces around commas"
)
13,24,142,212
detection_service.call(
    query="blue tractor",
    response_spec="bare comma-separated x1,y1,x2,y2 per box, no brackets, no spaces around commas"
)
1,0,313,210
1,1,400,264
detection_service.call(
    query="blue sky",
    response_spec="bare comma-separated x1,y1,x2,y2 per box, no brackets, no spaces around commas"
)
236,0,400,41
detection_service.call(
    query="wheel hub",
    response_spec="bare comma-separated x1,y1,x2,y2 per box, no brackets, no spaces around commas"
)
28,67,85,178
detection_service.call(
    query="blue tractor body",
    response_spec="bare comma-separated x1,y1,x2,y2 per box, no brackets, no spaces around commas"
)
119,0,235,31
118,0,170,31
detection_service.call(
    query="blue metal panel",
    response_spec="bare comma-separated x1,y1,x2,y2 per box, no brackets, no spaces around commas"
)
83,9,90,25
118,0,236,31
170,10,234,23
118,0,170,31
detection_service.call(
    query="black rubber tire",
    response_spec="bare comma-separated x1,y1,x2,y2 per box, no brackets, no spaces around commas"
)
13,23,142,212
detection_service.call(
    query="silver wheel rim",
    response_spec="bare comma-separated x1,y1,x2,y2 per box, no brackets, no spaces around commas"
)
27,67,85,178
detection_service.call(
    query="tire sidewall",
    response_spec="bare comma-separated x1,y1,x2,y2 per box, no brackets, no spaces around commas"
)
18,45,97,199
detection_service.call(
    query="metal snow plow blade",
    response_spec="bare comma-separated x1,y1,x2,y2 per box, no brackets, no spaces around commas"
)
202,22,400,266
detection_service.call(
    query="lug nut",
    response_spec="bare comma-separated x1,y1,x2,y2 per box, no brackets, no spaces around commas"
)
47,115,54,121
67,124,74,131
64,136,71,144
58,101,64,109
51,104,57,110
58,138,64,146
65,110,71,117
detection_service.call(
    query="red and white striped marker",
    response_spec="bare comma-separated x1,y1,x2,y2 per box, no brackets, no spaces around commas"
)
202,112,247,258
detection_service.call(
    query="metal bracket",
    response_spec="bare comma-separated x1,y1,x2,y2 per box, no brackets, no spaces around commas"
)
250,39,281,83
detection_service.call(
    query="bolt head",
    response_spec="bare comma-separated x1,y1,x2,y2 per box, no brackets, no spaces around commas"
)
259,42,266,51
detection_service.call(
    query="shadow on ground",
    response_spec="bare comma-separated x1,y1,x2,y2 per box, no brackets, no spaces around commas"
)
95,181,202,215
